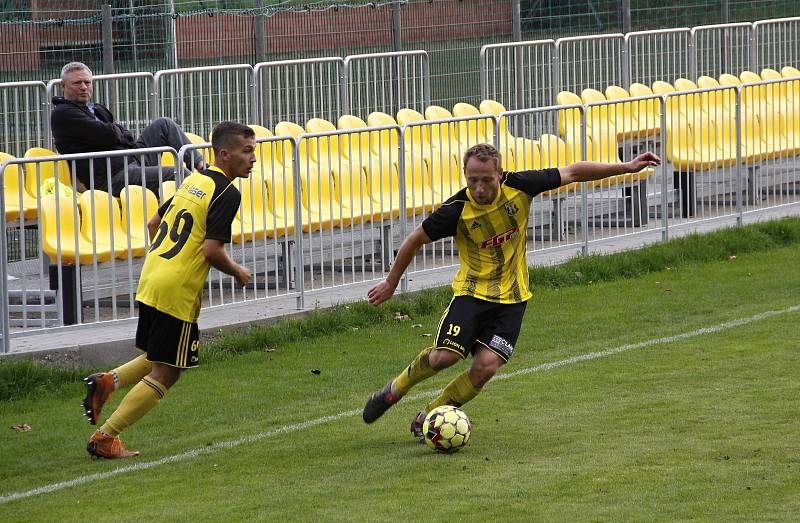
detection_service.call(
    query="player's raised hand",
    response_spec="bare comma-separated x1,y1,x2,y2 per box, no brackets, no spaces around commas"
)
367,279,398,306
627,152,661,172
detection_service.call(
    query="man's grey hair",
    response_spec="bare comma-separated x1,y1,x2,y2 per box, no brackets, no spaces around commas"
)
60,62,92,80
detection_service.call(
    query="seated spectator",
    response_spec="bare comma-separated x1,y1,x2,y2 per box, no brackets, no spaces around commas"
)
50,62,204,196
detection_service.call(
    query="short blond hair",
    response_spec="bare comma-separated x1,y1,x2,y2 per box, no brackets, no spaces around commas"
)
463,143,502,171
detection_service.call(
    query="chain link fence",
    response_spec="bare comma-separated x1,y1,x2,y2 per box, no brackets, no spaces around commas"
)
2,1,797,104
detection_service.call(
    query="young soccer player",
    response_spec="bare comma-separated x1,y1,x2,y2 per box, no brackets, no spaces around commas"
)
363,143,660,438
82,121,255,458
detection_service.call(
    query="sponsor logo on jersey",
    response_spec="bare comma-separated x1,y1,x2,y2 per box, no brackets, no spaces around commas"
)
187,185,207,199
471,220,482,230
480,226,519,248
504,202,519,216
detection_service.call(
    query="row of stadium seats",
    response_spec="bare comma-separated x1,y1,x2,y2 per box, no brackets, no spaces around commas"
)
556,66,800,171
26,100,657,264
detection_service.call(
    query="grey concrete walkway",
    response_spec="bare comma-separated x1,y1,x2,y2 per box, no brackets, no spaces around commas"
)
4,203,798,366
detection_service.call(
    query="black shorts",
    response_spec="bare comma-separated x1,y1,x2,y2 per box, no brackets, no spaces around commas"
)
434,295,527,362
135,301,199,368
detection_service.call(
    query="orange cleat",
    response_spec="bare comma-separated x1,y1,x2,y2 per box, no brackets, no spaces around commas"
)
410,411,426,442
82,373,115,425
86,430,140,459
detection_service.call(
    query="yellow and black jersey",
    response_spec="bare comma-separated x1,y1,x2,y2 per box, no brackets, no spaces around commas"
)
136,167,241,323
421,168,561,303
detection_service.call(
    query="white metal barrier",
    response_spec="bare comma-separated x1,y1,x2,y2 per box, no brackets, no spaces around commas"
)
153,64,254,138
0,81,47,157
0,147,178,349
343,50,431,120
555,33,626,97
4,79,800,352
479,39,556,110
753,17,800,73
691,22,753,80
627,28,691,88
253,57,345,130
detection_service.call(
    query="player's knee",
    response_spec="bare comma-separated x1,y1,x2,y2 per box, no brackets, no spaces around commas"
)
469,356,503,386
428,348,460,371
149,364,181,389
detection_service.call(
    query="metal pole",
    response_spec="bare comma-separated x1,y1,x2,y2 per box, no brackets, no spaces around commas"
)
102,4,115,74
734,87,743,225
512,0,525,111
0,164,9,353
622,0,631,34
166,0,178,69
391,1,402,52
391,1,403,116
129,0,138,71
254,11,266,64
721,0,729,24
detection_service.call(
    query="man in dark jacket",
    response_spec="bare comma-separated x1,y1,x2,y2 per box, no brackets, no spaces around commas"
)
50,62,203,196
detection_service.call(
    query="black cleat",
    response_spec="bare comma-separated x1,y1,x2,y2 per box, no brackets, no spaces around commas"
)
362,381,399,423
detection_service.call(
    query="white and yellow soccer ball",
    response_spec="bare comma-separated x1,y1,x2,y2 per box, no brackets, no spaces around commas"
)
423,405,471,453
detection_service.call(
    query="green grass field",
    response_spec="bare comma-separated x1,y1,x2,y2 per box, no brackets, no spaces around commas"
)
1,227,799,521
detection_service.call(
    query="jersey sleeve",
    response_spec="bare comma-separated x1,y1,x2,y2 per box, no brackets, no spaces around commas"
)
205,184,240,243
504,168,562,197
421,198,464,241
157,197,173,217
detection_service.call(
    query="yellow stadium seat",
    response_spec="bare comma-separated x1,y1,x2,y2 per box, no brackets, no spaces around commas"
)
424,105,461,149
476,99,520,170
0,152,37,222
185,131,213,167
396,108,462,201
337,114,375,167
78,190,146,259
555,91,583,140
274,121,308,166
159,180,176,203
305,118,340,165
367,111,401,155
625,83,662,136
452,102,493,147
23,147,72,198
329,156,395,222
42,195,112,264
248,124,277,166
118,185,158,243
537,134,578,196
258,163,306,232
509,138,541,171
296,158,353,229
232,169,295,242
780,66,800,107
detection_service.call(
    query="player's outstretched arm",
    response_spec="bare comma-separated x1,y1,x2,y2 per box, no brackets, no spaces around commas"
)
367,225,432,306
558,152,661,186
203,239,252,287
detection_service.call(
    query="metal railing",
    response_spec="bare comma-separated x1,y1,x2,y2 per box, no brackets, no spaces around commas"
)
343,51,431,121
0,81,47,158
3,78,800,352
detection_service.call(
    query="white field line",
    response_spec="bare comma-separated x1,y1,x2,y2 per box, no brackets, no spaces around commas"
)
2,304,798,505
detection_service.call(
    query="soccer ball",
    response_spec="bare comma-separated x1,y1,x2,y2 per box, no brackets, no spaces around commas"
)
423,405,471,453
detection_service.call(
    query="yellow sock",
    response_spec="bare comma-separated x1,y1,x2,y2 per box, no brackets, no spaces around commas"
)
393,347,438,397
112,354,152,388
101,376,167,437
426,371,481,412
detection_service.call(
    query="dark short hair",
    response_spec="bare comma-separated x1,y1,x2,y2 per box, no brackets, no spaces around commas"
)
211,121,255,153
463,143,502,171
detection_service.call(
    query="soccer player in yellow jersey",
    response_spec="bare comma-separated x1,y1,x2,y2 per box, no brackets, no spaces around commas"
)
82,121,254,458
363,143,660,438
